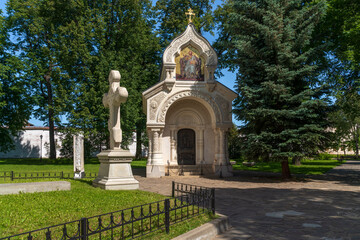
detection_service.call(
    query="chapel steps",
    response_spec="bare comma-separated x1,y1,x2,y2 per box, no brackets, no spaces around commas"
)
165,165,215,176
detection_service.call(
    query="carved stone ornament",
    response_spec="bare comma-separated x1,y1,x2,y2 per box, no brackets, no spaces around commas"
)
149,92,166,120
163,24,218,67
157,90,221,123
215,95,231,121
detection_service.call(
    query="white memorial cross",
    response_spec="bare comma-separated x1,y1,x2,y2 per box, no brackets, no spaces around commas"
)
92,70,139,190
102,70,128,149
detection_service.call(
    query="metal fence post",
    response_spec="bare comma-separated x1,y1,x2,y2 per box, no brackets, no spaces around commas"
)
164,199,170,234
80,218,87,240
10,171,14,181
60,171,63,179
45,229,51,240
211,188,215,215
172,181,175,197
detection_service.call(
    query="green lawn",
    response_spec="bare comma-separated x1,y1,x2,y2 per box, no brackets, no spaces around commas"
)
0,158,212,239
232,159,344,175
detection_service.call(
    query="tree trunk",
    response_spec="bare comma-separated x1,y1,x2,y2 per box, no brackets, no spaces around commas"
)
281,159,291,179
135,123,142,160
355,128,359,159
292,156,301,166
45,74,56,159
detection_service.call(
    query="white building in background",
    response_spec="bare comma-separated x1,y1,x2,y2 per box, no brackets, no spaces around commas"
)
0,124,63,159
0,123,140,159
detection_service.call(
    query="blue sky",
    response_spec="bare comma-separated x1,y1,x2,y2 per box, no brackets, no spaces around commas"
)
0,0,239,126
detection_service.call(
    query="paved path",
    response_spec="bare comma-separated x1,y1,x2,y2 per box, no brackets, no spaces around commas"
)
134,161,360,240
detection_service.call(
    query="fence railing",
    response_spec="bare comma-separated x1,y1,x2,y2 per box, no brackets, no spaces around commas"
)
172,181,216,214
0,171,98,181
0,181,215,240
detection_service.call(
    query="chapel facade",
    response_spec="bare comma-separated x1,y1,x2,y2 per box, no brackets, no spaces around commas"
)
142,22,236,178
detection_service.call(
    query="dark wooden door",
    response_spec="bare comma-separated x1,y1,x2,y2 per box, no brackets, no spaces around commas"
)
177,129,196,165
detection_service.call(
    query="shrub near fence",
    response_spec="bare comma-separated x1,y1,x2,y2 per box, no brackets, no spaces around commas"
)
1,171,98,181
0,181,215,240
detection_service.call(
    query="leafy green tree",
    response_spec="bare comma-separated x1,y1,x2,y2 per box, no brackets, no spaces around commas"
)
6,0,81,159
313,0,360,157
61,0,160,158
154,0,215,47
216,0,331,178
330,89,360,157
0,10,32,152
319,0,360,65
5,0,159,159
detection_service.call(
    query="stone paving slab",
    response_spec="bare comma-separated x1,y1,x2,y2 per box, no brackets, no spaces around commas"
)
134,161,360,240
0,181,71,195
172,214,230,240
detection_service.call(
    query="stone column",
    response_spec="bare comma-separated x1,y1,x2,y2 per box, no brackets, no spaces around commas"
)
93,70,139,190
147,129,152,165
169,127,177,165
213,127,232,177
197,128,204,164
214,128,219,164
146,127,165,178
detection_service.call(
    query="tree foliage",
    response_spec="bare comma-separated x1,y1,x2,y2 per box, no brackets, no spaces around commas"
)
4,0,160,158
0,10,32,152
6,0,82,158
154,0,215,47
61,0,160,157
216,0,331,178
313,0,360,155
330,89,360,157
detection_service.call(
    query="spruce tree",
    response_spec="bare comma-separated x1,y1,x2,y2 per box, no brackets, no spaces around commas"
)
216,0,331,178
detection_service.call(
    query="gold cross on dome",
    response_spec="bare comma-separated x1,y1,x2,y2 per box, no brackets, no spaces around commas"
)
185,8,195,23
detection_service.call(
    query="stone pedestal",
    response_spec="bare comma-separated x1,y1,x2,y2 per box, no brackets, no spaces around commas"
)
93,149,139,190
213,163,233,178
146,164,165,178
74,171,85,179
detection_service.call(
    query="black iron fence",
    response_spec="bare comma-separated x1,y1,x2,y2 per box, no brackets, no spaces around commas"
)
0,181,215,240
0,171,98,181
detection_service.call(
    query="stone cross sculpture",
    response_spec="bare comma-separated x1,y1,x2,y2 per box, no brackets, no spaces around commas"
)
93,70,139,190
102,70,128,149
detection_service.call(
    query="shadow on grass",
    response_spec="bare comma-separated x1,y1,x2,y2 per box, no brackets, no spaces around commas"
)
300,161,342,166
76,178,94,186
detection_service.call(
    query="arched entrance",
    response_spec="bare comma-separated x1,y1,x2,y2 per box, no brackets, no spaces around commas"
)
177,129,196,165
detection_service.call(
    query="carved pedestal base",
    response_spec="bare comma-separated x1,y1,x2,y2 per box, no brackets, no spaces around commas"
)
93,150,139,190
213,164,233,178
74,171,85,179
146,165,165,178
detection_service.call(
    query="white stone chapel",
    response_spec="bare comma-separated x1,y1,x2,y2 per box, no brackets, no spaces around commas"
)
143,13,236,178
